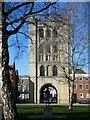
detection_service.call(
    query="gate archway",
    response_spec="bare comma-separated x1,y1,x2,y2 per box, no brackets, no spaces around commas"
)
40,83,58,103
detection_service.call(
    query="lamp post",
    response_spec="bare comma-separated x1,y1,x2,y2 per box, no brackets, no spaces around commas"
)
35,17,38,104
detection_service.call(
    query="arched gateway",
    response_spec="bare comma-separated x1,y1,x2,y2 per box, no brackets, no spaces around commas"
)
29,17,69,104
40,83,58,103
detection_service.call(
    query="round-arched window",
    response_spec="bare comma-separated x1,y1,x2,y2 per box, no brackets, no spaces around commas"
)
53,28,58,38
46,65,52,76
53,65,57,76
40,65,45,76
46,28,51,38
53,45,58,53
39,28,44,38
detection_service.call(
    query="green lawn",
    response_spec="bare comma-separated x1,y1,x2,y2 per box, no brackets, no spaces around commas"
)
16,104,90,119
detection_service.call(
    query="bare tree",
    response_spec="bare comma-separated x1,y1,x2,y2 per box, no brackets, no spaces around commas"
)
1,1,57,120
53,2,88,110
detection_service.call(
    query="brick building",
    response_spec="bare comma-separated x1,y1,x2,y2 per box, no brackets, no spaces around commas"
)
73,69,90,103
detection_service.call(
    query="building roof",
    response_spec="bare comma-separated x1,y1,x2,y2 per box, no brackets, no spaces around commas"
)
70,69,86,74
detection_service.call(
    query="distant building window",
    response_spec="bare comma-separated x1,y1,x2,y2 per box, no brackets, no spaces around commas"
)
53,65,57,76
75,77,77,81
26,85,29,92
79,84,83,90
18,86,21,91
86,78,88,80
80,93,83,99
82,77,85,80
22,87,24,92
86,93,90,98
40,65,45,76
39,28,44,38
46,28,51,38
74,84,77,90
86,84,89,90
24,86,27,92
80,78,82,80
20,85,22,92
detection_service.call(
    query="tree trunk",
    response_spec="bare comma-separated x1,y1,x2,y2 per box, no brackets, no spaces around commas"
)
2,37,18,120
69,68,75,110
1,3,18,120
69,81,74,110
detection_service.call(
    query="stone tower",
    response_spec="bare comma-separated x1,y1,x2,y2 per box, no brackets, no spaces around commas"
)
28,17,69,104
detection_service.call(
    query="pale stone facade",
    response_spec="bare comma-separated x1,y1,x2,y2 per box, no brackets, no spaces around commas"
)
28,18,69,104
18,76,30,102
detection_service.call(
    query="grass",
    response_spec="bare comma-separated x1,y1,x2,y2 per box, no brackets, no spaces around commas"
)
16,104,90,119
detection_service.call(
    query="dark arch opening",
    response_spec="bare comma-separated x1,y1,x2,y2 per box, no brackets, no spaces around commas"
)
40,83,58,103
40,65,45,76
53,65,58,76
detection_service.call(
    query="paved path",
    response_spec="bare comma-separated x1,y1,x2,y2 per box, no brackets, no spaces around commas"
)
28,115,67,119
16,103,90,106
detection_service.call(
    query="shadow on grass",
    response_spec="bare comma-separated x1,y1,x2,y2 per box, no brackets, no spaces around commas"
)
17,112,90,120
17,104,90,120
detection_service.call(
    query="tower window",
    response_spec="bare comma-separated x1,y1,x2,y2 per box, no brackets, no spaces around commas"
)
42,55,44,61
46,44,50,53
39,55,41,61
39,28,44,38
46,28,51,38
39,44,44,53
46,54,48,61
47,65,52,76
53,28,58,38
40,65,45,76
53,45,58,53
53,65,57,76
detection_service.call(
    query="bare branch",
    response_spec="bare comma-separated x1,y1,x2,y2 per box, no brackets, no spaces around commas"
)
5,2,33,16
